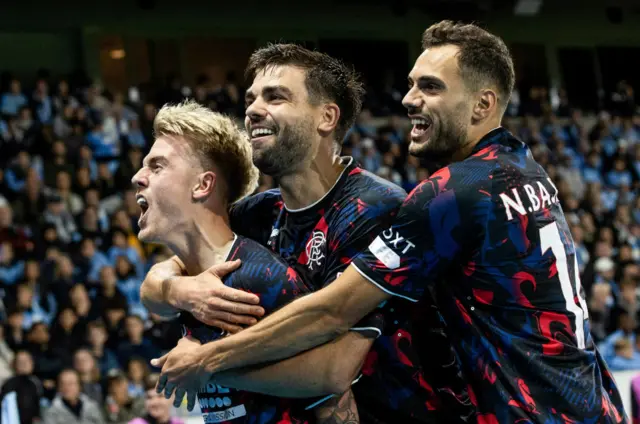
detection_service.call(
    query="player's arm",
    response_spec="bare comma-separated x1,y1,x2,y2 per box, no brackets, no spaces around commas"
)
140,257,265,332
314,390,360,424
211,330,373,397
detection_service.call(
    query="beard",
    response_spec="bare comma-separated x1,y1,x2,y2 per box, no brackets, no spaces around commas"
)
252,115,315,178
410,102,470,164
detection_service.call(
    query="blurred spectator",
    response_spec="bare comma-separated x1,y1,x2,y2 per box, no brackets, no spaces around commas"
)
1,78,27,117
115,315,159,367
125,358,149,399
609,338,640,371
0,350,43,424
26,322,66,396
128,374,184,424
44,368,104,424
73,348,104,404
0,325,14,386
86,321,119,376
104,372,145,424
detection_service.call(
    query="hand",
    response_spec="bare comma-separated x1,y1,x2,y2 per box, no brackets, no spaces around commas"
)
152,336,211,402
172,259,265,332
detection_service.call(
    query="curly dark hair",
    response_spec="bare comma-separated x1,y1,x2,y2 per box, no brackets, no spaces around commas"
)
422,20,515,109
246,43,365,144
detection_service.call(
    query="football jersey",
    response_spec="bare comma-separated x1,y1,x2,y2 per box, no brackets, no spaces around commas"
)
353,128,627,423
180,235,312,424
231,157,474,423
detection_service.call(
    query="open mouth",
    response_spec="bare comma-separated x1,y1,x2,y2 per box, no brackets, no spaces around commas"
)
136,194,149,221
250,127,276,142
410,117,432,140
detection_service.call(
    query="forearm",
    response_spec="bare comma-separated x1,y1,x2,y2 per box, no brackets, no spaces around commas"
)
140,257,184,318
197,266,387,374
200,293,346,375
212,332,372,398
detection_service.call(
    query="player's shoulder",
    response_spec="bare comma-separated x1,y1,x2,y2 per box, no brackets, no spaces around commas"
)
231,188,282,214
228,236,310,294
412,128,528,197
231,234,284,263
342,162,407,207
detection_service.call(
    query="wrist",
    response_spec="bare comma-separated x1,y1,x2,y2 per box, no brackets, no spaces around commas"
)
164,276,186,310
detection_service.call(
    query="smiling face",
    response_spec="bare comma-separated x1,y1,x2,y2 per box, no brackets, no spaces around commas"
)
403,44,473,161
131,135,201,244
244,65,320,177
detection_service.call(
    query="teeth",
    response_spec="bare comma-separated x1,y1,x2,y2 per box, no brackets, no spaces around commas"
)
411,118,428,126
251,128,275,138
136,197,148,208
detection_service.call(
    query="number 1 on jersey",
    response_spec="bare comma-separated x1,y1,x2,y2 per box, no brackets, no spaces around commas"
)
540,221,588,349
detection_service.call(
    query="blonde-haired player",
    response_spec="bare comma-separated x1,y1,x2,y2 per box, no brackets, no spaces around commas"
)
133,100,356,423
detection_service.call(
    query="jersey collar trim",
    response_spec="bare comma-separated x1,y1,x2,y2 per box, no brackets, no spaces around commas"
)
470,126,507,154
283,156,355,213
224,233,239,262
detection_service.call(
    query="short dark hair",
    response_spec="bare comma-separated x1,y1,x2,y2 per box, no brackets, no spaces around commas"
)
422,20,515,110
245,43,365,144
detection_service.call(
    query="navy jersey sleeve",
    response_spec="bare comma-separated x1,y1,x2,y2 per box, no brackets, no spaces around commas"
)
352,167,484,301
229,189,282,246
323,175,406,338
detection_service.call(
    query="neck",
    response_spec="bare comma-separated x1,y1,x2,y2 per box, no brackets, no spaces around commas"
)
277,149,345,210
64,397,79,406
452,119,502,163
130,334,143,344
167,207,235,276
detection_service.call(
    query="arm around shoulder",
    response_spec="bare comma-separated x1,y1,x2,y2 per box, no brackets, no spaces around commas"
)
140,255,186,318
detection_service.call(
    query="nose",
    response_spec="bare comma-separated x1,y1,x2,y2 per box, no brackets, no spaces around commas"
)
245,98,267,123
131,168,148,189
402,89,422,113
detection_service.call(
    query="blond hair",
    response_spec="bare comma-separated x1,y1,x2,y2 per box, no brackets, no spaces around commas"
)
153,100,259,204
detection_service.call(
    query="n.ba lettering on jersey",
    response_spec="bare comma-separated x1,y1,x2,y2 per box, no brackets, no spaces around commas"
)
499,178,560,221
198,383,247,423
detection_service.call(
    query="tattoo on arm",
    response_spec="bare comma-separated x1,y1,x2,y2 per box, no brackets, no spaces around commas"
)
314,390,359,424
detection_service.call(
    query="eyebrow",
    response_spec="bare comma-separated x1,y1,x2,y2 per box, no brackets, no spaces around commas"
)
245,85,294,102
408,75,446,88
142,156,168,167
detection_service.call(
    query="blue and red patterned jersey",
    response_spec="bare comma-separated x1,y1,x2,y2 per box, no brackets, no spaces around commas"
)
352,128,627,423
231,157,474,423
180,235,312,424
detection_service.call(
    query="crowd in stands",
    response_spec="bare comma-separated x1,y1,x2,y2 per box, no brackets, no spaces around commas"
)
0,66,637,423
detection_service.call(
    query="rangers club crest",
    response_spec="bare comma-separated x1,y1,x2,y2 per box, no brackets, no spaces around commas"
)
305,230,326,270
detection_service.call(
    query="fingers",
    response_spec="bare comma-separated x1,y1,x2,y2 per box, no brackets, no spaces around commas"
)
187,392,197,412
150,353,169,369
218,285,264,308
207,295,265,317
197,318,243,334
208,259,242,279
156,373,168,394
198,309,257,327
164,382,176,399
173,388,186,408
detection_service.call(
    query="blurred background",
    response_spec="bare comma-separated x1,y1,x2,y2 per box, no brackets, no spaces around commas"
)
0,0,638,422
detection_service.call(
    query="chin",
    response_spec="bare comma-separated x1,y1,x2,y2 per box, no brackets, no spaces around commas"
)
137,227,156,243
408,140,430,157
